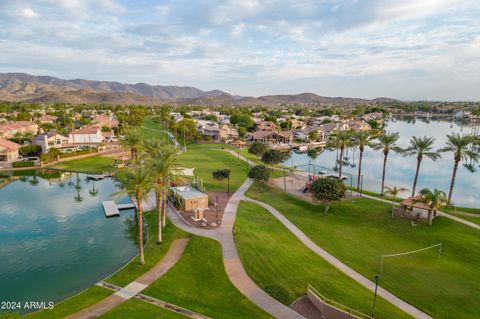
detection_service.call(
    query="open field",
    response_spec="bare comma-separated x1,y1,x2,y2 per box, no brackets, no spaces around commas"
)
178,144,250,192
142,236,273,319
245,184,480,319
235,201,410,319
140,117,171,142
50,155,114,173
100,299,189,319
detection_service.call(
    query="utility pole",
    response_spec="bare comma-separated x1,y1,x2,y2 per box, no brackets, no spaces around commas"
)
372,275,379,317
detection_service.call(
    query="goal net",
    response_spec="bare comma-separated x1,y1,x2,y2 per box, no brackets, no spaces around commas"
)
380,243,442,274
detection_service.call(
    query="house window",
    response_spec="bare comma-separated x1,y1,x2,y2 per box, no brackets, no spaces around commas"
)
56,139,62,144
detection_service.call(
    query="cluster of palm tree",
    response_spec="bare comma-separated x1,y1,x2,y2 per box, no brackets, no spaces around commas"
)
116,129,179,265
329,129,479,205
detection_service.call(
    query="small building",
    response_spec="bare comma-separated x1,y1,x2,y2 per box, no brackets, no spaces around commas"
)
34,132,70,153
0,121,39,139
0,139,20,162
171,186,209,221
69,127,103,144
38,114,58,124
249,130,293,145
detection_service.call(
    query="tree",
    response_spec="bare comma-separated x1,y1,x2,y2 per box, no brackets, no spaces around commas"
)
353,131,374,190
309,129,319,141
404,136,440,197
248,141,267,156
261,149,290,165
204,114,218,122
212,168,231,195
248,165,270,187
19,144,42,157
371,132,403,195
439,133,478,204
238,126,247,138
384,186,409,217
144,139,179,244
237,114,255,130
122,129,143,163
115,163,153,265
309,178,346,215
414,188,447,226
328,130,352,179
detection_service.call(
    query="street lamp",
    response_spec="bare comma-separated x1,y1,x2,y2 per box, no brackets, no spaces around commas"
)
372,274,380,317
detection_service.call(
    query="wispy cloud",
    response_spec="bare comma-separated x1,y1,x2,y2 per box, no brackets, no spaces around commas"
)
0,0,479,100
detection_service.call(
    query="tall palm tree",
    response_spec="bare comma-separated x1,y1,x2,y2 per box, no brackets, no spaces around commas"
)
353,131,374,190
371,132,403,195
384,186,409,217
122,129,143,164
328,130,352,179
415,188,447,226
404,136,440,197
439,133,478,204
116,163,153,265
144,139,179,244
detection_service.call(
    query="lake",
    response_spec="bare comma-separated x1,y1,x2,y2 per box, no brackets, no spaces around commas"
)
284,117,480,208
0,170,137,313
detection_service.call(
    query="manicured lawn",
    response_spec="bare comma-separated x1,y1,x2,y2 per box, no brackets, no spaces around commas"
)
26,286,113,319
50,155,114,173
235,201,410,319
142,236,272,319
246,184,480,319
100,299,189,319
106,211,188,287
178,144,250,192
140,117,171,142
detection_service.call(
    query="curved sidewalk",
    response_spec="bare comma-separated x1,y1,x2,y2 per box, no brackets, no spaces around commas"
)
247,197,433,319
167,179,304,319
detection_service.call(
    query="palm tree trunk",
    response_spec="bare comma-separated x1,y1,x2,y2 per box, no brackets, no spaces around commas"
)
338,146,344,178
391,196,396,218
357,148,364,190
137,196,145,265
448,160,459,204
428,210,433,227
156,190,162,244
380,153,388,196
411,158,422,197
162,191,167,228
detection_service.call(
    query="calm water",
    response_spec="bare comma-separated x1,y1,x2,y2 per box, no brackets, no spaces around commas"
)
0,170,136,313
284,118,480,208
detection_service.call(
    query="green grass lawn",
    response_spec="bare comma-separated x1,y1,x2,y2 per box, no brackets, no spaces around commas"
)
140,117,171,142
178,144,250,192
26,286,113,319
142,236,272,319
50,155,114,173
106,211,188,287
246,184,480,319
100,299,189,319
235,201,410,319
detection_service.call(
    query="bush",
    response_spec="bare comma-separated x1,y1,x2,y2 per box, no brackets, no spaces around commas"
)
248,141,267,156
12,161,35,168
310,178,346,215
261,149,290,165
19,144,42,157
248,165,270,186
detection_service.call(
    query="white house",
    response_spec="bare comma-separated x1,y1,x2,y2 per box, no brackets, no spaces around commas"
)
34,132,70,153
69,127,103,144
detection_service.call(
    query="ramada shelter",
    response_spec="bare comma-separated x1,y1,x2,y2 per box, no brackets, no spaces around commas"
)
171,186,208,220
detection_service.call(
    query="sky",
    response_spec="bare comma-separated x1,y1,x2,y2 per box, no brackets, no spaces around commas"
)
1,0,480,100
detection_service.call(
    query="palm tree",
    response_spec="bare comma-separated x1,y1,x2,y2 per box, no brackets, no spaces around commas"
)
439,133,478,204
384,186,409,217
116,163,153,265
122,129,143,164
328,130,352,179
404,136,440,197
371,132,403,195
414,188,447,226
353,131,374,190
144,139,179,244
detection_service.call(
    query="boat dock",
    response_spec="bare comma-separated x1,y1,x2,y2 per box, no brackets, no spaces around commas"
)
102,201,136,217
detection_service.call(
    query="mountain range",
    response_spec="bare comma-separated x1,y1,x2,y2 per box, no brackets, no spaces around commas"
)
0,73,396,106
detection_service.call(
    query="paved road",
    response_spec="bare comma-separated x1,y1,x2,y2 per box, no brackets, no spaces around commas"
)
66,238,190,319
167,179,305,319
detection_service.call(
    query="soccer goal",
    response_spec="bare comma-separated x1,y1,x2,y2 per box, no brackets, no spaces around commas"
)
379,243,442,274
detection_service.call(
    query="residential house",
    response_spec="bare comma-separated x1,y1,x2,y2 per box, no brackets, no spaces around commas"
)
0,139,20,162
255,121,277,131
69,127,103,145
91,114,119,129
0,121,39,139
34,132,70,153
38,114,58,125
293,127,326,142
346,120,371,131
249,130,293,145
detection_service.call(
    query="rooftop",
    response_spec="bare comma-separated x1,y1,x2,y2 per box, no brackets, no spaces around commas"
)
171,186,207,200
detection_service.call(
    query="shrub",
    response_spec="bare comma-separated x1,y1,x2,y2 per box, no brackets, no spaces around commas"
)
19,144,42,157
12,161,35,168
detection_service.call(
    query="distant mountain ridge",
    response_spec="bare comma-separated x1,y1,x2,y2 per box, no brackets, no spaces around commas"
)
0,72,397,105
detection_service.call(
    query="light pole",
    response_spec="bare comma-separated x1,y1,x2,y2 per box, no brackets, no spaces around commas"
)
216,196,219,224
372,274,379,317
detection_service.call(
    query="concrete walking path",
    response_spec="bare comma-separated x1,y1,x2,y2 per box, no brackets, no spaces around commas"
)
66,238,189,319
167,178,305,319
247,197,433,319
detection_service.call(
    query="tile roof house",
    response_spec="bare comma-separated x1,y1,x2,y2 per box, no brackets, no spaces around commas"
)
0,121,39,139
0,139,21,162
34,132,70,153
255,121,277,132
249,130,293,145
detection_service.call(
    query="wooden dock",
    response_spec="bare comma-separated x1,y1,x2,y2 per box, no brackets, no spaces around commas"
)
102,201,136,217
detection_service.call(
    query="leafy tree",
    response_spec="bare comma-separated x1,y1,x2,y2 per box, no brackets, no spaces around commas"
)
371,132,404,195
248,165,270,187
238,126,247,138
309,178,346,215
280,120,293,130
212,168,231,195
19,145,42,157
204,114,218,122
414,188,447,226
237,114,255,130
404,136,440,197
261,149,290,165
248,141,267,156
439,133,478,203
308,129,319,141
